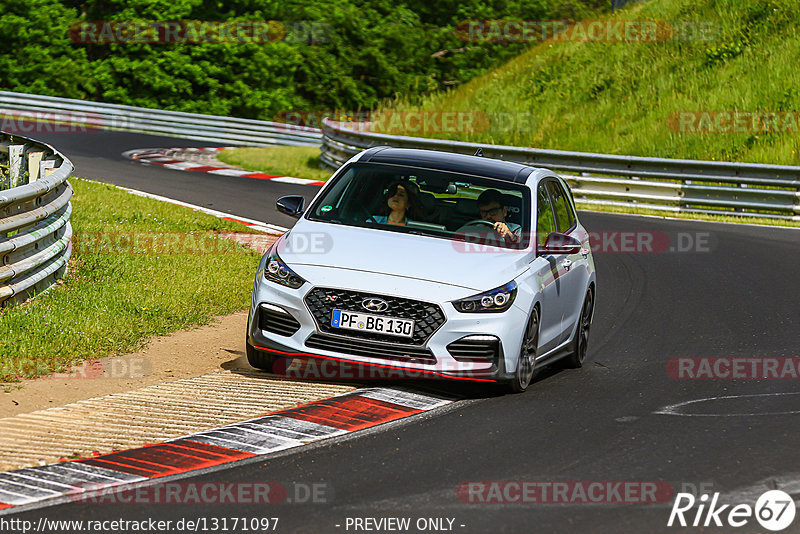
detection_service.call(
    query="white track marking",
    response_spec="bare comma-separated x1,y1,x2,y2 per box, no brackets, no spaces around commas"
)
123,147,326,185
116,185,288,234
206,168,252,176
162,161,202,170
655,391,800,417
358,388,454,410
271,176,322,184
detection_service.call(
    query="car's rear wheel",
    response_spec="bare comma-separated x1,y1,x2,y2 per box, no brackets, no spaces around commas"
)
564,288,594,368
246,341,276,372
507,307,539,393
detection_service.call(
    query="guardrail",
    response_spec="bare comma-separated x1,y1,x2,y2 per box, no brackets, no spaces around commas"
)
0,132,73,307
321,119,800,222
0,91,321,147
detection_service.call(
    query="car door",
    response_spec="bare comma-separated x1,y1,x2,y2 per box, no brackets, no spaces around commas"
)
530,181,564,356
546,179,585,343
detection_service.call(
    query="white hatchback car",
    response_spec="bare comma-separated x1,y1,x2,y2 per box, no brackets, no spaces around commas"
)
246,147,596,392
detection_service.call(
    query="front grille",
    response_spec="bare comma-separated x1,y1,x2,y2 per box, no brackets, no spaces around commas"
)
304,287,445,346
447,336,499,363
259,305,301,337
305,333,436,364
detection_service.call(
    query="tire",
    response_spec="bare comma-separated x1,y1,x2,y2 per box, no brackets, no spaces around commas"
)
563,288,594,369
507,307,539,393
246,341,276,372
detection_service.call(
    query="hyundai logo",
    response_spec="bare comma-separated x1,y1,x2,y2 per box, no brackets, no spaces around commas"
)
362,298,389,313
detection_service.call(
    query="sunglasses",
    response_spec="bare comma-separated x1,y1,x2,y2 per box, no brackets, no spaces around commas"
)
479,206,504,218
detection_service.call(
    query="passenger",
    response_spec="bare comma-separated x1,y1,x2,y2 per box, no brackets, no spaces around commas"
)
477,189,522,243
373,181,424,226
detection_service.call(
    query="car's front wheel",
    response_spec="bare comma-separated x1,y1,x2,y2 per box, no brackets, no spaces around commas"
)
507,307,539,393
246,341,277,372
564,288,594,368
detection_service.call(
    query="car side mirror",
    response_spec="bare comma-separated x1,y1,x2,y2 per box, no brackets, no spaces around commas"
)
538,232,581,255
276,195,306,219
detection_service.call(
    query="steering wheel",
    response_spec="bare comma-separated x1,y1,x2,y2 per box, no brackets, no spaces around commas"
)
461,219,497,229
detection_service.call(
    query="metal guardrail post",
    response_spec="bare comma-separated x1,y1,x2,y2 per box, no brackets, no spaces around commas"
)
320,118,800,222
0,131,73,306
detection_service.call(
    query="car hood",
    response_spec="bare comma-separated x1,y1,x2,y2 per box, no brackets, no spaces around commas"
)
276,219,533,292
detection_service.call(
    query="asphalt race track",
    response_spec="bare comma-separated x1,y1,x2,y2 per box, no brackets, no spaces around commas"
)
9,131,800,533
31,130,309,228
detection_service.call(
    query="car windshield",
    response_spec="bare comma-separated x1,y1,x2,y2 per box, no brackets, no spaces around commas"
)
307,162,531,249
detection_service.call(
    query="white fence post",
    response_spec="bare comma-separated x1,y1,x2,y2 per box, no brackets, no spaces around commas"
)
27,151,43,181
8,144,23,187
39,159,56,177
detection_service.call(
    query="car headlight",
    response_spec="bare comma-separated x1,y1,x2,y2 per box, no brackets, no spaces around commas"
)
453,281,517,313
264,251,306,289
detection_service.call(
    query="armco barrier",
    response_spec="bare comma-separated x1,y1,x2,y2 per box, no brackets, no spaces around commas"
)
0,131,73,307
0,90,321,147
321,119,800,221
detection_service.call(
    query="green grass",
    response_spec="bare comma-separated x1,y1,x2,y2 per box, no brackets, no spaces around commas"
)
217,146,333,181
0,178,262,382
372,0,800,166
576,202,800,227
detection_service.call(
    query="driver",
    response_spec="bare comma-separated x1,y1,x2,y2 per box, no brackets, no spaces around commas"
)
476,189,521,244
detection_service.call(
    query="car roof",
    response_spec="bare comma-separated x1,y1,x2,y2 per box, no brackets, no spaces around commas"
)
357,147,537,184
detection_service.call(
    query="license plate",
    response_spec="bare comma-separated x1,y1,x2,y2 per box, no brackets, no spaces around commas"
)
331,309,414,338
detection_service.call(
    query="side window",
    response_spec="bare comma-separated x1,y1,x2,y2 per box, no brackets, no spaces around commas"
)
546,180,575,233
536,184,556,246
